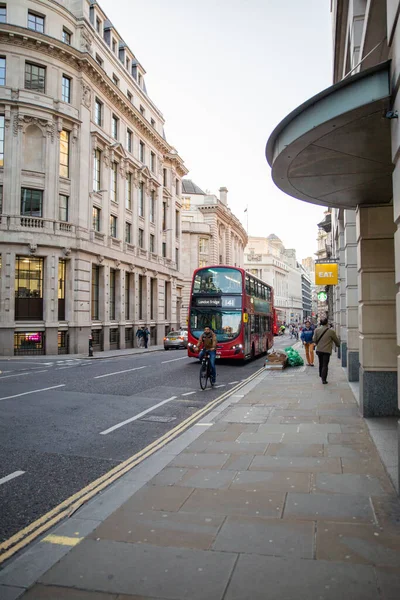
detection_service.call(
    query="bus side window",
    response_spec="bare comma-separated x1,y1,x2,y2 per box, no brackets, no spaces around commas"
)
245,275,250,294
250,314,255,334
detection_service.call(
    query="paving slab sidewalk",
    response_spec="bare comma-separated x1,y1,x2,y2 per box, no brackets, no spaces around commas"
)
2,354,400,600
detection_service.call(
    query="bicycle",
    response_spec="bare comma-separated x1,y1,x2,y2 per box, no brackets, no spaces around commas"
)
199,351,215,390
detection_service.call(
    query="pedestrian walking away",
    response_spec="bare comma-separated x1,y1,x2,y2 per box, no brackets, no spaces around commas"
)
300,320,314,366
135,327,144,348
313,318,340,384
143,326,150,349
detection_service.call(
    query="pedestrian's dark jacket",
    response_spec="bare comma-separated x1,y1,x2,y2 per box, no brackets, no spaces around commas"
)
300,328,313,344
143,328,150,339
312,326,340,354
136,328,143,338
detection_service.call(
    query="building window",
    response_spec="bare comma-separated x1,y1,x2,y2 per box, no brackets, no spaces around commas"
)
95,54,103,67
15,256,44,320
175,210,180,236
125,57,130,70
21,188,42,217
164,281,169,319
138,228,144,248
150,233,155,253
62,75,71,103
139,140,145,162
58,259,66,320
62,28,71,44
140,105,145,116
112,39,117,53
127,129,132,152
0,115,4,167
91,265,99,320
28,11,45,33
112,74,119,87
199,238,208,253
125,273,131,320
25,62,46,93
199,259,207,268
96,17,101,33
150,152,155,172
110,214,117,238
138,182,144,217
150,278,155,321
175,248,179,270
93,149,101,191
162,202,167,230
109,269,116,320
127,90,133,103
94,98,102,126
162,242,166,258
92,206,101,231
182,196,191,210
0,57,5,86
151,118,155,128
126,173,132,210
125,222,131,243
59,130,70,178
150,191,155,223
163,168,167,187
175,178,180,196
138,73,143,87
0,5,6,23
0,185,3,214
59,194,69,222
111,162,118,203
112,115,118,140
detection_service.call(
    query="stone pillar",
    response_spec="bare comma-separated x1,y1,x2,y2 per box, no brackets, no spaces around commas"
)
43,254,58,355
338,216,347,365
0,249,15,356
357,205,397,416
101,265,109,351
344,210,359,381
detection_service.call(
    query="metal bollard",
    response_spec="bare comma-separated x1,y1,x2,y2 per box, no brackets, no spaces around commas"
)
88,335,93,357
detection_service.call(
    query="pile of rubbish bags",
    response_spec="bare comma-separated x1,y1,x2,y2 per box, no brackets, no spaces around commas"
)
265,350,287,368
284,346,304,367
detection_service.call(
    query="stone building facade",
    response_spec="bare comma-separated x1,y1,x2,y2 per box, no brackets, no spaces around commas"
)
180,180,247,325
0,0,187,356
244,235,304,324
267,0,400,487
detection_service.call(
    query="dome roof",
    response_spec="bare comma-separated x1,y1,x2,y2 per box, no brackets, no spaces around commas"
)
182,179,206,195
267,233,282,242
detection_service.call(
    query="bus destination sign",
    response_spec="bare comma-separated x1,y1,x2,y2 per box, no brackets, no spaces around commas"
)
195,296,242,308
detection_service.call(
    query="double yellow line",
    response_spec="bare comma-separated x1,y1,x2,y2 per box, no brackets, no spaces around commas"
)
0,367,264,565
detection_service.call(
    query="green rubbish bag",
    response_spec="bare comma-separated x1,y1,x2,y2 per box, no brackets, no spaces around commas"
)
284,347,304,367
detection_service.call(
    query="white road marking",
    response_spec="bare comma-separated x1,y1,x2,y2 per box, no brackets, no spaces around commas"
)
214,384,226,388
182,391,196,396
100,396,178,435
56,366,75,370
0,471,25,486
228,381,239,385
195,423,213,427
32,370,48,374
94,366,147,379
0,384,65,401
161,356,188,364
0,372,31,380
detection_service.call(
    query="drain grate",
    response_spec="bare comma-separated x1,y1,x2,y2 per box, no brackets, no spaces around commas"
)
139,415,177,423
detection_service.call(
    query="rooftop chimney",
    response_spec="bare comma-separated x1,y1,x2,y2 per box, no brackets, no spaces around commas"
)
219,187,228,205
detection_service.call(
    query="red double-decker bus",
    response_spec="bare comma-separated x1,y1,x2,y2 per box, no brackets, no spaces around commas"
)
187,266,274,361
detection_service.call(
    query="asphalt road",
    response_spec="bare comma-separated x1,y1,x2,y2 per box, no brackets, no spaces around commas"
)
0,335,294,543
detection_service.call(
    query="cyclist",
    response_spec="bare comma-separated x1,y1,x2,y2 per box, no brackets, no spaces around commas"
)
194,325,217,384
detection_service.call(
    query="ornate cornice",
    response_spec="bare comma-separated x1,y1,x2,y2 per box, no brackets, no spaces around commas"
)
0,24,187,169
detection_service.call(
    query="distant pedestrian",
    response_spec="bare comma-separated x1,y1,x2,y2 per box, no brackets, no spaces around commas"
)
136,327,144,348
313,318,340,384
300,320,314,366
143,326,150,349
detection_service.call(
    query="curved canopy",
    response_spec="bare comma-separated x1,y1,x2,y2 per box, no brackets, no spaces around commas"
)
266,61,393,208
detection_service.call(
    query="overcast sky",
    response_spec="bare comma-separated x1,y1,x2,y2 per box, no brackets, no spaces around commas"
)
100,0,332,260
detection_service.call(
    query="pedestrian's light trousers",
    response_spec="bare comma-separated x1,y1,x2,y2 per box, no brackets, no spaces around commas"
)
304,343,314,366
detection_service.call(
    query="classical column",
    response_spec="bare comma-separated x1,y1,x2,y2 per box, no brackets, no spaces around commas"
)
0,249,15,356
344,210,359,381
357,205,397,416
43,253,58,354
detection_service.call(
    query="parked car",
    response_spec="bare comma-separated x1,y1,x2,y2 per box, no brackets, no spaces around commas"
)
164,330,188,350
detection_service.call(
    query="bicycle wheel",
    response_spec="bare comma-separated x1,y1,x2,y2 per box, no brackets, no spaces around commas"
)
199,361,208,390
209,364,214,387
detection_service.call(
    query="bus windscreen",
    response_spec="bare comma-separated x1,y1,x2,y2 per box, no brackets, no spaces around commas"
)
193,268,242,294
190,309,242,342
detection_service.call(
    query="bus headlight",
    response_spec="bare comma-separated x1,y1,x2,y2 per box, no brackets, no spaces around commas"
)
232,344,243,354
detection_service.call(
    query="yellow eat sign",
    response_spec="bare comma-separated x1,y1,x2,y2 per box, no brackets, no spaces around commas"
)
315,263,338,285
